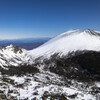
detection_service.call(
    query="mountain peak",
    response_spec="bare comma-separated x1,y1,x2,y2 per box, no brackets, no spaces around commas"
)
82,29,100,36
55,29,100,39
83,29,92,33
0,44,25,54
29,29,100,58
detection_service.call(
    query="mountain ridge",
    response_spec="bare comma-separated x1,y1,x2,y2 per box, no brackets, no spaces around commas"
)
28,29,100,58
1,29,100,67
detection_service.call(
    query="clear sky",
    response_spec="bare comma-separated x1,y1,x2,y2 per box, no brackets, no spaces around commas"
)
0,0,100,39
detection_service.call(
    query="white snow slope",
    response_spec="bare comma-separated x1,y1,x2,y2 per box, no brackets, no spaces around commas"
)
29,29,100,58
0,44,30,68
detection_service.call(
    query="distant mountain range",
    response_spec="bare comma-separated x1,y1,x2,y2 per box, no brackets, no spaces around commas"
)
0,37,50,50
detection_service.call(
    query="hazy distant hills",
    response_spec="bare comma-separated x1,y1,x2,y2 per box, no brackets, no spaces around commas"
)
0,37,50,50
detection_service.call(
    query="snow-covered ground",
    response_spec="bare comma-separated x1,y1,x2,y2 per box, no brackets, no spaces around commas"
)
0,29,100,100
0,44,30,68
0,72,99,100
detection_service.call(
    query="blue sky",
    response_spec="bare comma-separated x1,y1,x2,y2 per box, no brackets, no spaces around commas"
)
0,0,100,39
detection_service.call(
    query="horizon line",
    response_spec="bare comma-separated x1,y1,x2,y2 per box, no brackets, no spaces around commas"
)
0,37,52,41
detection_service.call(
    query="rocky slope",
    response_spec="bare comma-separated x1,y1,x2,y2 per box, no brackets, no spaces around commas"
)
0,44,30,69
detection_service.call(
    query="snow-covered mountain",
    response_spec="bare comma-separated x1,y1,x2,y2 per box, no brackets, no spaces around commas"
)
29,29,100,58
0,44,30,68
1,29,100,67
0,29,100,100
